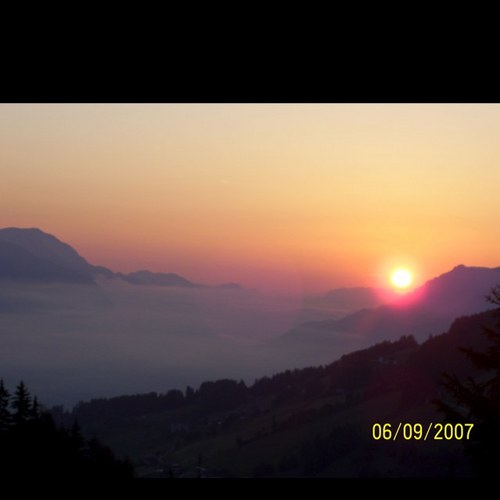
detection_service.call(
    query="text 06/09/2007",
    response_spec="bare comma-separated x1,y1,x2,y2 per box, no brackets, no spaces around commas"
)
372,422,474,441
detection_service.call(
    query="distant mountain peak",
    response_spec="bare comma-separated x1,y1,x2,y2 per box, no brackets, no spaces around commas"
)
424,264,500,290
0,227,244,291
441,264,500,275
0,227,94,284
119,270,197,288
306,264,500,342
1,226,62,238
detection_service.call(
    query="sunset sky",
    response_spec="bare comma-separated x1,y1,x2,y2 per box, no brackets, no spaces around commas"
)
1,103,499,294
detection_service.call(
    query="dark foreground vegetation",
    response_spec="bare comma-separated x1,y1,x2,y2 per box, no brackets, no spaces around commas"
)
0,380,133,479
5,287,499,478
50,289,500,478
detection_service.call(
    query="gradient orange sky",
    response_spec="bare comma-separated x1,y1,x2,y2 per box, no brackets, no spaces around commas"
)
1,103,499,294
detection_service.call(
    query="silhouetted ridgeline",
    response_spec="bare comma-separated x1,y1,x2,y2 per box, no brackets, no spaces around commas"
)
0,227,243,290
0,380,133,479
305,265,500,342
0,240,93,284
53,336,417,429
47,309,498,477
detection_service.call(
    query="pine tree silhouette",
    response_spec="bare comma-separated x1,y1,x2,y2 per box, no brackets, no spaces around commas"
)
436,285,500,477
30,396,40,420
0,379,10,432
0,380,134,479
11,380,31,425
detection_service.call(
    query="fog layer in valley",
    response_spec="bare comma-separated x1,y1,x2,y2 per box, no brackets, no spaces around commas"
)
0,279,361,408
3,263,499,409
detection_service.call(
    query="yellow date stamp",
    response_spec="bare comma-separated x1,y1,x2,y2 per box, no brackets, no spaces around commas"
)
372,422,474,441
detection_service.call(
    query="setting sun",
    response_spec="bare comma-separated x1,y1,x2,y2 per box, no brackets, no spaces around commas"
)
390,268,413,290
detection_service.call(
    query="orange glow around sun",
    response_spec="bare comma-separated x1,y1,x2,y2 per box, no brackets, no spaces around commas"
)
390,268,413,291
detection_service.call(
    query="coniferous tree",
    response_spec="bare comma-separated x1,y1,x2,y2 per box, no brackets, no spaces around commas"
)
11,381,32,425
0,379,11,432
0,380,134,479
30,396,40,421
70,420,84,453
436,285,500,477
